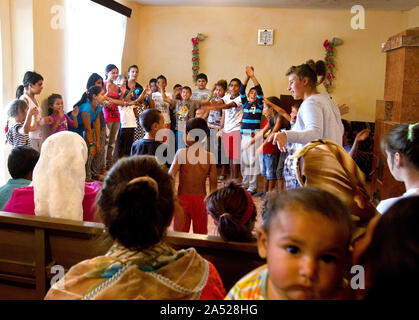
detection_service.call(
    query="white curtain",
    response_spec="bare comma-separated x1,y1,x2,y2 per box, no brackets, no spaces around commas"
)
65,0,127,108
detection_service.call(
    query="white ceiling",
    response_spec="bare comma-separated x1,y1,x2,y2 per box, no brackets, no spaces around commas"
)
130,0,419,11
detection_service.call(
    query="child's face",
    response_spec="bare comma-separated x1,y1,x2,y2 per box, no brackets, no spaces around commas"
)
52,98,64,112
128,67,138,81
95,78,104,88
117,78,127,88
94,89,106,105
173,87,182,99
196,78,207,90
257,206,349,300
287,74,305,100
157,79,167,91
229,81,240,96
263,104,272,118
196,108,205,119
248,88,257,103
290,106,298,123
108,68,119,81
181,89,192,101
215,86,226,99
30,80,43,95
150,82,158,93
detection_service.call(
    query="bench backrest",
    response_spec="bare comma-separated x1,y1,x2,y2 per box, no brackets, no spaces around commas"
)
0,211,264,299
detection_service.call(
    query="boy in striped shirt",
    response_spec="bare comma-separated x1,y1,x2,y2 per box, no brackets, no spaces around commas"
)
239,66,264,195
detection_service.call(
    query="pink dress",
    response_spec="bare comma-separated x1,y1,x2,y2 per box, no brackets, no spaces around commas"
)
2,182,102,222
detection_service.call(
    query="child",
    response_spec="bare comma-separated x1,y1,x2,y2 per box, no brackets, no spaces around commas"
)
149,78,158,93
192,73,211,101
130,109,166,157
169,118,217,234
226,187,352,300
239,66,264,195
46,94,78,135
0,146,39,209
205,182,257,242
45,155,226,300
6,100,37,147
152,75,172,129
357,196,419,300
163,86,201,151
16,71,47,151
376,122,419,214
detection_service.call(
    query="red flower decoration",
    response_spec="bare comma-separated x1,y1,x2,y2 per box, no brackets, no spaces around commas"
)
192,49,199,54
192,66,200,71
323,40,329,48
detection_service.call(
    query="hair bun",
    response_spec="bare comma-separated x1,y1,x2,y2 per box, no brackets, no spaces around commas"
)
115,177,159,209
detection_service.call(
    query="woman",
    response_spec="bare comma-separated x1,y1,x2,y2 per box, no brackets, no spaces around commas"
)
44,156,226,300
273,59,344,189
3,131,102,222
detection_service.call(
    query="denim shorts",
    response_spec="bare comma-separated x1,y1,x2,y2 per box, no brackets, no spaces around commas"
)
261,153,278,180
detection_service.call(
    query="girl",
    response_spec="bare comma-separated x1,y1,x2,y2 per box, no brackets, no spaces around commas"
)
273,60,344,189
6,100,37,147
45,156,226,300
46,94,78,135
73,86,105,182
376,122,419,214
205,182,257,242
3,131,102,222
16,71,48,151
226,188,352,300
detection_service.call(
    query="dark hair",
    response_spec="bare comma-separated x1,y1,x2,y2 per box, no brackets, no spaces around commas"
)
185,117,209,142
229,78,242,87
262,188,352,241
8,99,28,118
286,59,326,88
215,80,228,92
361,196,419,300
16,71,44,98
149,78,157,85
381,122,419,169
157,75,167,83
182,86,192,94
8,146,40,179
96,156,175,250
173,84,182,90
196,73,208,82
206,182,257,242
47,94,63,116
74,73,104,108
105,64,118,80
128,65,138,73
140,109,162,132
87,86,103,102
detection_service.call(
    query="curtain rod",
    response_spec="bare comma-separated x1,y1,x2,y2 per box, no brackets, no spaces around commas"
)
90,0,132,18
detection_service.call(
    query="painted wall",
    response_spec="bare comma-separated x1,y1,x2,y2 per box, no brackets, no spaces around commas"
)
408,6,419,28
134,6,408,122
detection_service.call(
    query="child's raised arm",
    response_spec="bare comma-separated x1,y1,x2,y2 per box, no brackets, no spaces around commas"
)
21,105,38,134
263,98,291,122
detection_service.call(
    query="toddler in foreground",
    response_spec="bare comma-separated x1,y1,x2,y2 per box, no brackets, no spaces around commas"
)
226,187,352,300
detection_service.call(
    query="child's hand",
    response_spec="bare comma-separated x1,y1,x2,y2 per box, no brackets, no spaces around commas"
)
89,146,97,158
72,106,79,118
355,129,370,142
255,145,263,157
244,139,255,150
338,103,350,116
246,66,255,77
28,105,38,116
145,85,152,96
216,130,223,139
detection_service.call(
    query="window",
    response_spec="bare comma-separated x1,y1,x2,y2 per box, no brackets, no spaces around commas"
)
65,0,127,107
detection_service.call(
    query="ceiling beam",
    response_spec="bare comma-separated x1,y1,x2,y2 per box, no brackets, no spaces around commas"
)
90,0,132,17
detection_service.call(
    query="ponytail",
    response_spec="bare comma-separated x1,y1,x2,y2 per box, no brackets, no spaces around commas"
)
286,59,326,88
16,86,25,99
16,71,44,98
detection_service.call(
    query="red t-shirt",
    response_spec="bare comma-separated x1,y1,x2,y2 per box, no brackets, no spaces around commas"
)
262,120,278,155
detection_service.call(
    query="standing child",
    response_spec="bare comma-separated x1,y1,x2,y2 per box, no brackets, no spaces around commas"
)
192,73,211,101
226,188,352,300
46,94,78,135
6,100,37,148
376,122,419,214
169,118,217,234
153,75,173,130
16,71,47,151
205,182,257,242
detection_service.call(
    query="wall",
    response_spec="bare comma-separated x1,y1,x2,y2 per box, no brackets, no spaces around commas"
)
135,6,408,122
0,0,13,108
408,6,419,28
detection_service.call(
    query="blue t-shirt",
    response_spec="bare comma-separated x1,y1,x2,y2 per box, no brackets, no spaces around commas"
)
69,102,102,137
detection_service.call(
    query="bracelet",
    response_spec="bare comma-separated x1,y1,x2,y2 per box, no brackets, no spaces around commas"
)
208,94,212,99
88,143,95,147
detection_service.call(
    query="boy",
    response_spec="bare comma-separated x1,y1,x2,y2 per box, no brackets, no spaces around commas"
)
0,146,40,209
239,66,264,195
163,86,200,151
192,73,211,101
169,118,217,234
226,188,352,300
130,109,165,157
152,75,172,129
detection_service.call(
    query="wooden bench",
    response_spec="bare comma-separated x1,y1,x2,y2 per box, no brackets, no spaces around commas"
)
0,211,264,300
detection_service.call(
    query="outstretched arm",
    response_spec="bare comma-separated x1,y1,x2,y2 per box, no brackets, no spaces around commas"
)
263,98,291,122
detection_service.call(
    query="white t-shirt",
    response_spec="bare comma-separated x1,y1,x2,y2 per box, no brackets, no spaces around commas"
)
118,105,137,128
20,93,42,140
284,93,344,151
222,94,243,133
192,88,210,101
152,92,172,125
376,188,419,214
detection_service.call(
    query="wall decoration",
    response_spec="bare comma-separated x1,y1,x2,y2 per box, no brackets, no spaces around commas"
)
191,33,207,82
323,37,343,93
